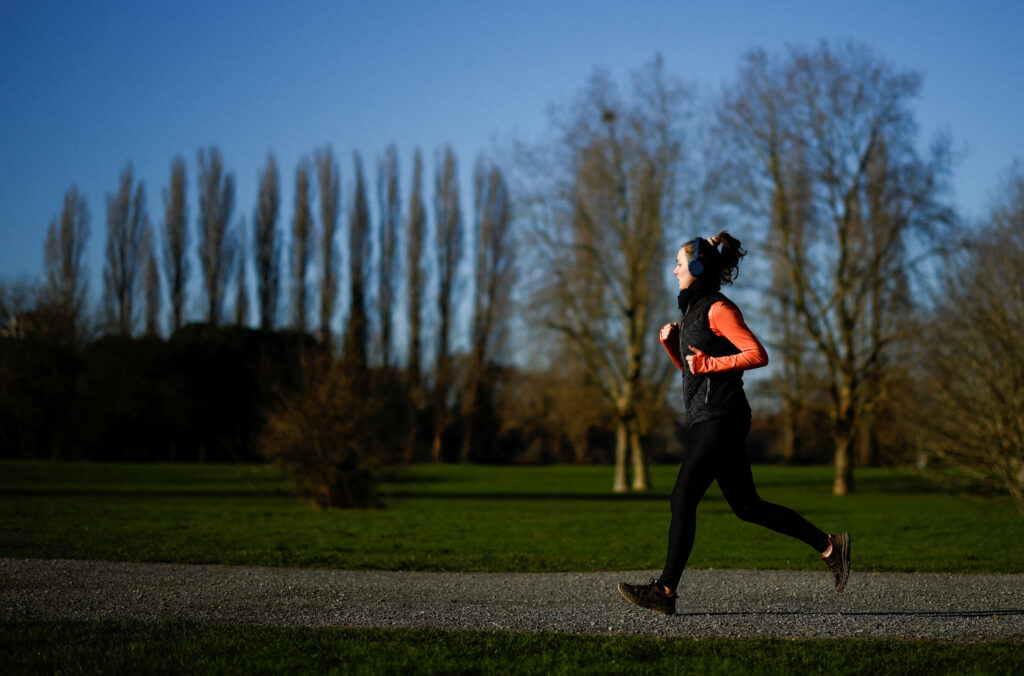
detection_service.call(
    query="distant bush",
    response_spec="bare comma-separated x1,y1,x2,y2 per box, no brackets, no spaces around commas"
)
260,356,406,509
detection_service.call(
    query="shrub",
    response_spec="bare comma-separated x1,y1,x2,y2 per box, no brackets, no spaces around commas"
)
260,355,402,509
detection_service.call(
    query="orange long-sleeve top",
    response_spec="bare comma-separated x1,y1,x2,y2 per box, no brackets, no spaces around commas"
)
660,300,769,373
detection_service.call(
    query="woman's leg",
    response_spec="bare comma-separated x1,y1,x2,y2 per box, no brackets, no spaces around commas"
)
656,418,720,592
714,406,830,552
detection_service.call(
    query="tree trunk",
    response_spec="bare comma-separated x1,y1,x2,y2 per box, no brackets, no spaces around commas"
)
857,413,876,467
781,401,797,464
613,422,629,492
459,381,479,463
832,432,855,495
572,430,588,465
459,414,473,463
629,425,649,490
833,377,857,494
403,404,420,464
430,407,444,463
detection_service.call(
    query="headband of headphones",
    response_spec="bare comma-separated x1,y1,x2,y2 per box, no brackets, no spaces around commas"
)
688,237,705,276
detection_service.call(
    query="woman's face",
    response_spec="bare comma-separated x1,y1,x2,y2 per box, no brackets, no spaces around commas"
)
674,245,696,290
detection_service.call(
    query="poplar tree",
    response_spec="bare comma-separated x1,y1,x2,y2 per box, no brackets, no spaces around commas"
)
253,153,280,331
43,186,90,335
291,160,313,333
235,219,249,326
103,164,149,336
197,147,236,326
315,147,340,350
403,149,427,462
461,157,515,462
377,144,400,368
143,234,160,337
430,146,463,463
342,153,371,368
162,156,188,332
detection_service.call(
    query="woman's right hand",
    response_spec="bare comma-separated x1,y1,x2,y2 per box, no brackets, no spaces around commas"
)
659,322,678,342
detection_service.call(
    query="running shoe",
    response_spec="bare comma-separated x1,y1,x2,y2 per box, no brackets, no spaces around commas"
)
822,532,851,593
617,578,676,615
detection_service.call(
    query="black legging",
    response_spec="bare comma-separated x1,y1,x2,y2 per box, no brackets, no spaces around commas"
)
658,403,830,591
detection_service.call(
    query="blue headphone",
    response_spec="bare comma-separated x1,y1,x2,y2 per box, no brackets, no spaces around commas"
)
688,237,704,276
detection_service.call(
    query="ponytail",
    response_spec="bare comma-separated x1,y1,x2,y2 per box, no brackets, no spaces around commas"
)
709,231,745,285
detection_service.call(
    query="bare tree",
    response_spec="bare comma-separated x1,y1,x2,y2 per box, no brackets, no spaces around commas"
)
253,153,281,331
920,165,1024,511
43,186,90,332
103,164,150,336
377,145,401,368
0,277,41,338
162,156,188,333
197,147,236,326
342,152,371,369
404,149,428,461
143,233,160,337
234,218,249,326
315,147,340,350
291,160,314,333
431,146,464,463
461,156,515,462
713,42,953,494
520,57,691,491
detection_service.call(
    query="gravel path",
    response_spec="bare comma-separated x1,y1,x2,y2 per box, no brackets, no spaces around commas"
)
2,557,1022,641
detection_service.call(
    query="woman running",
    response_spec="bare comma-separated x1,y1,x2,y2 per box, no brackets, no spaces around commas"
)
617,233,850,616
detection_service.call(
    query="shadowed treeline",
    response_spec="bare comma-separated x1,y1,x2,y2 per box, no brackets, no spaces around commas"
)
0,324,316,462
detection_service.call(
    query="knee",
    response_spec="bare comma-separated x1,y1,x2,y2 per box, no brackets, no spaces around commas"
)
730,499,762,523
669,488,698,517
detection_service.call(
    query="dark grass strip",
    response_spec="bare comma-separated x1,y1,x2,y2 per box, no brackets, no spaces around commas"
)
2,619,1022,675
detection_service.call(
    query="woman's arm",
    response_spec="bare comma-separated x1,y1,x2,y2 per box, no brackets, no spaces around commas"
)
688,301,769,373
659,322,685,371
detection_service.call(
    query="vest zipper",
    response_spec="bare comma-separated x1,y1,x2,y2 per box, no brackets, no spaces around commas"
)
705,379,712,404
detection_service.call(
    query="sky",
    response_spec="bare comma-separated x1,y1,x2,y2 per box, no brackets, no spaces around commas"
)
2,0,1022,335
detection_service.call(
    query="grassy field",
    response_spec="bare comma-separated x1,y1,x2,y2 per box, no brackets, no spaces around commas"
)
3,620,1022,676
1,459,1021,573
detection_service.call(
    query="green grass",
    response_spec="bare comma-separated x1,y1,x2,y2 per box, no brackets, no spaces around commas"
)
1,460,1021,573
2,620,1021,675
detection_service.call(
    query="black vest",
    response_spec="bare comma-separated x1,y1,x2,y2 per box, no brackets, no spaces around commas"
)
677,287,750,424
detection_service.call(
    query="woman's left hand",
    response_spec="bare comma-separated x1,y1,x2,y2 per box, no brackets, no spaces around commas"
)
686,345,707,372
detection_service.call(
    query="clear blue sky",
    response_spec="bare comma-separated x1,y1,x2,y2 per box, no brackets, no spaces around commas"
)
2,0,1022,324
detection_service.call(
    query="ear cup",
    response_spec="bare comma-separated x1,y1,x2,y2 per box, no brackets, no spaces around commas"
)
688,237,703,276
